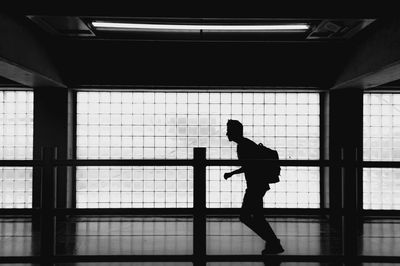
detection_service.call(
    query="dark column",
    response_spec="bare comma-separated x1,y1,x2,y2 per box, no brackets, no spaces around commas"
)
40,147,57,263
33,87,74,209
329,88,363,261
32,87,74,262
193,148,206,265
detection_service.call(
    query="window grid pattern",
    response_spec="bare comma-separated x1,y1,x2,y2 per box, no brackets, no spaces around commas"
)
0,91,33,208
364,93,400,209
77,92,319,208
207,166,319,208
76,167,192,208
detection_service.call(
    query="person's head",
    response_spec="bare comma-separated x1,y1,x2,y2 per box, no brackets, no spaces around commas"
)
226,119,243,142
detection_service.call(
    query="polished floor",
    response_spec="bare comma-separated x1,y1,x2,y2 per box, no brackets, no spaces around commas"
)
0,216,40,257
0,215,399,265
55,216,341,256
362,218,400,257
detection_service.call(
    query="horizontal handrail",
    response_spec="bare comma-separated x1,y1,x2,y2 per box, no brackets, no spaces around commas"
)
1,159,400,167
1,207,399,217
208,159,326,166
52,207,335,216
0,160,45,166
0,208,41,215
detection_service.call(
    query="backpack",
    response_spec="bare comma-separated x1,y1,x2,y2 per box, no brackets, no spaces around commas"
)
257,143,281,184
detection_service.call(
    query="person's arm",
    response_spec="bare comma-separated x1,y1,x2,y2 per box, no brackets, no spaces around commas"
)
224,167,245,180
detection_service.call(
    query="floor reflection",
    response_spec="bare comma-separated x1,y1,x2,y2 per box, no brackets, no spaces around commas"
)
1,215,399,265
207,217,342,255
56,216,193,255
362,218,400,256
0,216,40,256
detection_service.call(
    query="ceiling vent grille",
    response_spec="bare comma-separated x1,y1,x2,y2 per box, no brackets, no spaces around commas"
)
307,19,375,39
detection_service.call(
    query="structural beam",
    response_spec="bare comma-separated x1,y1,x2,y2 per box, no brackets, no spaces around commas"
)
333,18,400,89
0,13,66,87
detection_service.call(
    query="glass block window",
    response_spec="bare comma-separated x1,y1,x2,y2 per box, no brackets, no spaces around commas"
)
77,91,320,208
364,93,400,209
207,166,319,208
76,166,192,208
0,91,33,208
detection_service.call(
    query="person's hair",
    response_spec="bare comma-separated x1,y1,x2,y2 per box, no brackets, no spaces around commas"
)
227,119,243,136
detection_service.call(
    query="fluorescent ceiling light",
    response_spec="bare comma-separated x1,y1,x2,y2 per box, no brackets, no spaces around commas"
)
91,21,310,32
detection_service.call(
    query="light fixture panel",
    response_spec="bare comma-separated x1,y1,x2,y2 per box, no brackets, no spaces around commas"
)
91,21,310,33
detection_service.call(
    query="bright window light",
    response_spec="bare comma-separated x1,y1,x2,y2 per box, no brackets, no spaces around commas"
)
91,21,310,32
363,93,400,210
76,91,320,208
0,91,33,208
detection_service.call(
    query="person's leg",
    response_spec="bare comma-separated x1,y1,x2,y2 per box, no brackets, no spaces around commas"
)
239,189,257,233
240,188,284,254
240,188,277,241
254,189,284,254
251,188,280,243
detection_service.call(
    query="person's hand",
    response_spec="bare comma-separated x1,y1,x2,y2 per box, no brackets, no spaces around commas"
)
224,172,232,180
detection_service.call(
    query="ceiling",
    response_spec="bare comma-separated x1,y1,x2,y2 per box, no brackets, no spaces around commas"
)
1,5,398,89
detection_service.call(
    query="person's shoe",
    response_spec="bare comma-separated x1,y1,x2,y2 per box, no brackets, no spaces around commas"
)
262,240,284,255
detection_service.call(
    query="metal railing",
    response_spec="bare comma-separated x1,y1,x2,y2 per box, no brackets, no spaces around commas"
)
1,147,400,265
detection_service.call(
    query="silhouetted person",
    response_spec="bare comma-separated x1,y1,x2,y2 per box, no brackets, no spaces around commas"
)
224,119,284,255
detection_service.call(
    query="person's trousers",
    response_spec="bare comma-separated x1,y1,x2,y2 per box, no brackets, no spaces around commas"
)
240,187,279,244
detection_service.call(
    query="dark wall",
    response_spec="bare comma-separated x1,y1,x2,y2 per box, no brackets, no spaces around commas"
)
54,39,349,88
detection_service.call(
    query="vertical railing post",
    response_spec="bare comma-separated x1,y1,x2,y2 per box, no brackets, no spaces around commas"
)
40,146,57,265
342,147,360,265
193,148,206,265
